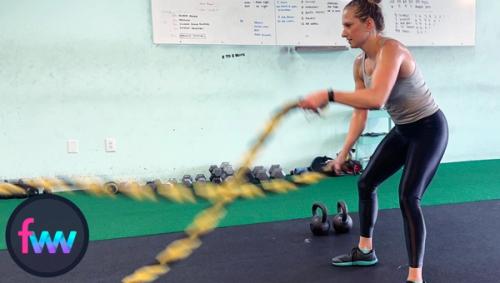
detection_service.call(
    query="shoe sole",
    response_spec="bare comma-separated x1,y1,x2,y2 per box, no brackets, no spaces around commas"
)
332,259,378,267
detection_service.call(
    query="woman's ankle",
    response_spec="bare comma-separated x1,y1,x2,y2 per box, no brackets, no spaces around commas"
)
358,236,373,250
407,267,423,282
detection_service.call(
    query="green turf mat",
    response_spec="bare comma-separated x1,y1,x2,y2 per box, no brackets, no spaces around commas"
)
1,159,499,250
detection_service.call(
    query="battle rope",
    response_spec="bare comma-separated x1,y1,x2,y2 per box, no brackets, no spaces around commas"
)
121,102,328,283
0,101,328,282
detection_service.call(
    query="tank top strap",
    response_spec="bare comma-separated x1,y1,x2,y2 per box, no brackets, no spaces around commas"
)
361,53,367,78
360,53,371,87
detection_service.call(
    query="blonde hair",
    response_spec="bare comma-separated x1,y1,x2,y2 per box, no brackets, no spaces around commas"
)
345,0,385,32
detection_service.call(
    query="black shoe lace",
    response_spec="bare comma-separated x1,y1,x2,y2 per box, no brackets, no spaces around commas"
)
349,247,359,256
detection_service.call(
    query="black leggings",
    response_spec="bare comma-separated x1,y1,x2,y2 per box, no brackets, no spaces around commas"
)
358,110,448,268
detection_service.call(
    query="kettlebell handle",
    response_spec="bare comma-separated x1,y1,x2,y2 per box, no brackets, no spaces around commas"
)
337,201,349,223
312,202,328,223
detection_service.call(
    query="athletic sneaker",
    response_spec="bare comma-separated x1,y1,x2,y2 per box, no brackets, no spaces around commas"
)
331,247,378,266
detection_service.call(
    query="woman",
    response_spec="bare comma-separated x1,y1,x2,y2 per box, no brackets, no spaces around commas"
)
298,1,448,282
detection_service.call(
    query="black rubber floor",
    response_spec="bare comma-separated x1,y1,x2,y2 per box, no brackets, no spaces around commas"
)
1,200,499,283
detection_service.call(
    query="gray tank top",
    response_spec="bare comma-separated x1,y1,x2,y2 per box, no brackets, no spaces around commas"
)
361,53,439,125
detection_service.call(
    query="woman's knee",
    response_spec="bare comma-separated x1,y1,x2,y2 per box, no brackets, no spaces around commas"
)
399,194,422,211
358,176,377,200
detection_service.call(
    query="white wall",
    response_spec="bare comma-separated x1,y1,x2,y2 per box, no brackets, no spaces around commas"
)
0,0,498,180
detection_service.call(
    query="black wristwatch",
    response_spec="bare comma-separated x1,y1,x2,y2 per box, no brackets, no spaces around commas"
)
327,88,335,102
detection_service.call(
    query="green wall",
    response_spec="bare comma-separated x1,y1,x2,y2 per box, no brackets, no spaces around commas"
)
0,0,498,181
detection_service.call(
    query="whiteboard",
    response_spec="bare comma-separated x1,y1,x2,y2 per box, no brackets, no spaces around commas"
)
382,0,476,46
151,0,475,46
151,0,346,46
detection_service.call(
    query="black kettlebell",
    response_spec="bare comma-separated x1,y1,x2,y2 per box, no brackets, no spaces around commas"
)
310,202,330,236
332,201,353,233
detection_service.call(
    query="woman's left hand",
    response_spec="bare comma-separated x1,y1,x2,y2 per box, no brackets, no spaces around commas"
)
332,152,348,175
298,90,329,113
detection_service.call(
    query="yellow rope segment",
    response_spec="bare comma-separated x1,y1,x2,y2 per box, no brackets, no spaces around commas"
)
0,183,27,197
120,102,306,282
185,203,227,237
261,179,298,194
291,172,326,184
157,183,197,203
122,264,170,283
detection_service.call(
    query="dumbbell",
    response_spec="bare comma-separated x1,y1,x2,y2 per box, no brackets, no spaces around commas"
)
220,162,230,170
103,181,120,194
181,175,194,188
290,167,310,175
209,165,218,174
220,162,235,181
209,165,224,184
269,164,285,179
252,166,270,182
145,179,161,193
235,167,258,184
195,174,207,184
237,166,257,184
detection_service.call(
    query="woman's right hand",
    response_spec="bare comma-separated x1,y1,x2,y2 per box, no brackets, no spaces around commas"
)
298,90,329,113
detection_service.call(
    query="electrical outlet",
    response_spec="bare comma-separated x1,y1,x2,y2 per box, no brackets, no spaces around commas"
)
104,138,117,152
67,139,79,153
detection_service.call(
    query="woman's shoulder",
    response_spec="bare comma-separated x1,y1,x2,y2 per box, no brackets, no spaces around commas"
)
380,37,408,52
377,37,411,62
379,37,416,77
